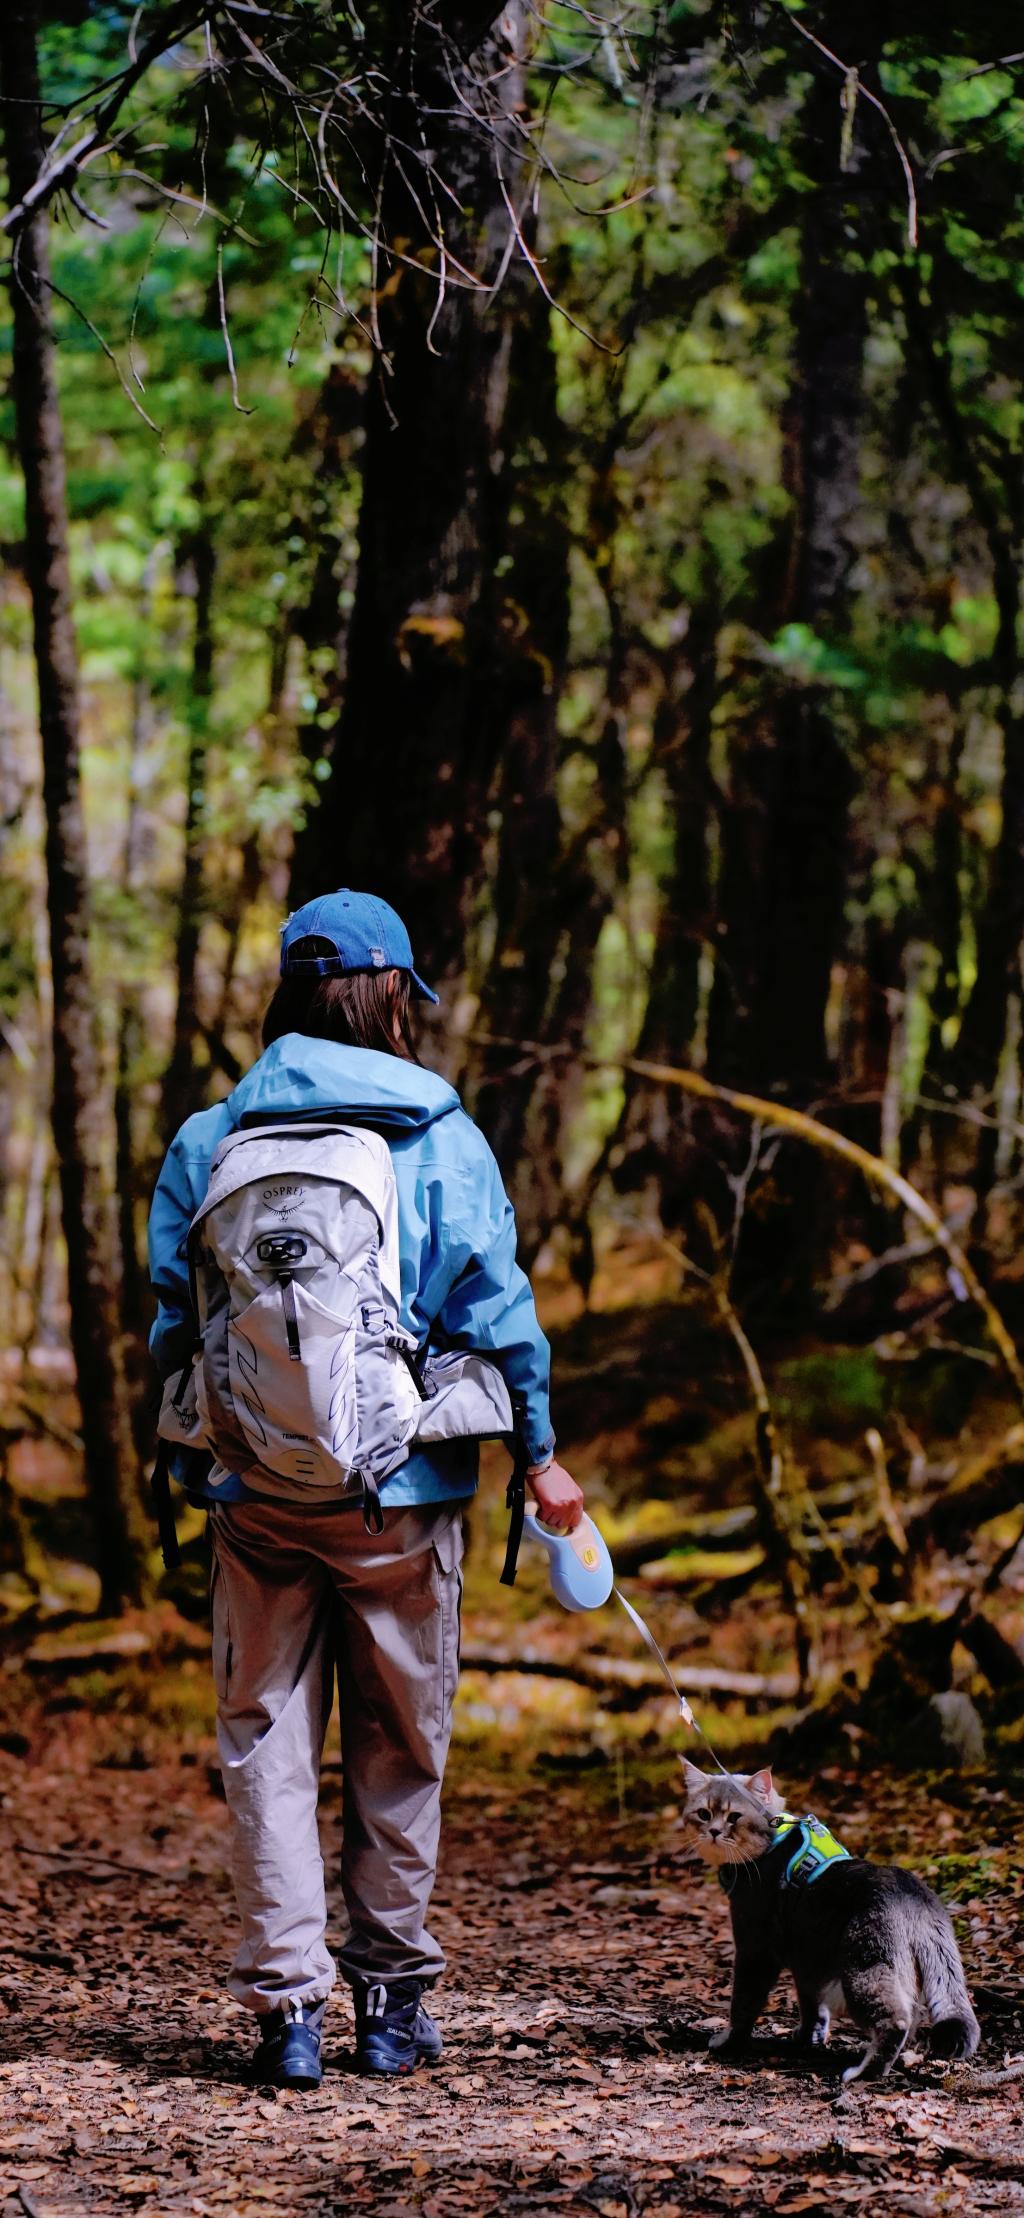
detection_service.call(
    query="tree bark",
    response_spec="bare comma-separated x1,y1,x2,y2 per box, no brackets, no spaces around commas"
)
1,0,148,1610
898,260,1024,1206
700,75,865,1310
291,7,569,1029
115,548,160,1344
160,482,216,1143
598,602,718,1242
707,162,861,1092
461,302,574,1249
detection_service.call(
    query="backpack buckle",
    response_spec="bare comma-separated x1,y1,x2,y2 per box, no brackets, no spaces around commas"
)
257,1234,308,1266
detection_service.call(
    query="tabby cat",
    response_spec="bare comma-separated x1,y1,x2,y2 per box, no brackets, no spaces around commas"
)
681,1761,980,2083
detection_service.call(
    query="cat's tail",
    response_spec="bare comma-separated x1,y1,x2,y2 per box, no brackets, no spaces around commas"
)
917,1918,980,2059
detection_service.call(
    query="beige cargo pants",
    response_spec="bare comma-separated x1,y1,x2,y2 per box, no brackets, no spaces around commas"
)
208,1496,464,2015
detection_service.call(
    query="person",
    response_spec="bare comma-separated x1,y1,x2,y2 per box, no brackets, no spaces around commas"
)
148,888,584,2087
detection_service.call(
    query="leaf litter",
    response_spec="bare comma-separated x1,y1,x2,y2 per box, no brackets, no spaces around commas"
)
0,1715,1022,2215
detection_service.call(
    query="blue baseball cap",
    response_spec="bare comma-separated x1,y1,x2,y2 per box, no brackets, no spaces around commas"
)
279,889,439,1004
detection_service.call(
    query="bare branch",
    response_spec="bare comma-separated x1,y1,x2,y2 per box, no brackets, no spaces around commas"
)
963,52,1024,80
216,241,252,412
496,164,618,353
772,1,918,248
1,0,211,237
14,237,161,436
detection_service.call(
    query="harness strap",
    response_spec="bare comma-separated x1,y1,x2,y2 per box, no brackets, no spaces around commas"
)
773,1812,851,1886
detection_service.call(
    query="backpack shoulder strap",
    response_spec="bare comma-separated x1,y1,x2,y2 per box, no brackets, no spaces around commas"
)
150,1439,182,1571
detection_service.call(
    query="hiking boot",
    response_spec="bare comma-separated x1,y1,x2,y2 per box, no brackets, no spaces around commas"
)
353,1980,443,2077
251,2000,325,2090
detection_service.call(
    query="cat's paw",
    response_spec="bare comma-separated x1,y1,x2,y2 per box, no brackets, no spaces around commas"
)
708,2025,741,2054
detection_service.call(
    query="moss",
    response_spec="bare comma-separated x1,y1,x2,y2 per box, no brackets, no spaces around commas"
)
924,1849,1002,1898
775,1347,889,1433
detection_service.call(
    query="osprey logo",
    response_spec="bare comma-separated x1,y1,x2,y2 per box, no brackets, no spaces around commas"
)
262,1182,304,1220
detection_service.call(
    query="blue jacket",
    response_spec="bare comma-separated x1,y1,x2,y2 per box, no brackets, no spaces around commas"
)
148,1035,555,1508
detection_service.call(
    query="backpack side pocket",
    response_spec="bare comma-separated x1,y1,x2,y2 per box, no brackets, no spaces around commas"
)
157,1357,206,1447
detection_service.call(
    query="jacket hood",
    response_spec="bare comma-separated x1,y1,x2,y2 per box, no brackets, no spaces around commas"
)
225,1035,462,1135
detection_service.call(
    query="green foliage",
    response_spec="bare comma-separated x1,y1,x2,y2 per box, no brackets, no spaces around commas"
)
5,0,1024,1307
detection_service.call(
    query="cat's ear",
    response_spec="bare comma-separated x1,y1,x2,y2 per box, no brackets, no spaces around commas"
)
747,1767,774,1801
678,1757,706,1793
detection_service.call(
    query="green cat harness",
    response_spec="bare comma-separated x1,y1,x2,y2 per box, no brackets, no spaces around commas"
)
717,1809,851,1897
772,1810,851,1887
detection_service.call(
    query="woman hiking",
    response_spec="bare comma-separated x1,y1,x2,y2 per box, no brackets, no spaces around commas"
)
148,888,584,2089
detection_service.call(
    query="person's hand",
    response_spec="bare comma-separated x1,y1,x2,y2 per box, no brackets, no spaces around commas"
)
529,1460,584,1533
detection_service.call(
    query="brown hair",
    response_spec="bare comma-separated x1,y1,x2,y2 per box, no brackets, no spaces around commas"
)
262,938,416,1058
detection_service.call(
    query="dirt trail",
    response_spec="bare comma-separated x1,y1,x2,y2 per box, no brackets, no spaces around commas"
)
1,1743,1021,2218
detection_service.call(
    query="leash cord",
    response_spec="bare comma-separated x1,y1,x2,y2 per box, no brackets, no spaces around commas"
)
613,1585,736,1782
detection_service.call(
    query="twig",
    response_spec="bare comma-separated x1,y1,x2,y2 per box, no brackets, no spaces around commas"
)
495,164,617,352
6,1389,83,1455
14,1842,188,1882
961,2057,1024,2090
662,1229,821,1694
864,1427,908,1559
963,54,1024,80
824,1233,937,1305
772,2,918,248
800,1488,890,1631
216,242,253,413
33,262,161,437
1,0,209,237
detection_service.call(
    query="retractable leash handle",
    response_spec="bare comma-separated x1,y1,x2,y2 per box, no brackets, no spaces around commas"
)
522,1509,614,1612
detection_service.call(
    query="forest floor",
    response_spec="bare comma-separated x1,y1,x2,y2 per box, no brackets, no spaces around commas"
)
1,1628,1022,2218
3,1280,1024,2215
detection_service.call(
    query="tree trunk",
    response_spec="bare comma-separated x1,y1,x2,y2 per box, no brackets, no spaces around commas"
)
0,0,148,1610
459,300,574,1247
116,548,160,1345
896,258,1024,1214
601,603,719,1233
160,485,216,1143
707,168,861,1091
701,73,866,1310
291,7,567,1026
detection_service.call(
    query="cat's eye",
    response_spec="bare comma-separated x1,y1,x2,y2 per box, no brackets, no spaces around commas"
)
694,1806,710,1821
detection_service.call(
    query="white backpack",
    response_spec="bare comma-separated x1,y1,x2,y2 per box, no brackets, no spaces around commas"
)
158,1120,514,1525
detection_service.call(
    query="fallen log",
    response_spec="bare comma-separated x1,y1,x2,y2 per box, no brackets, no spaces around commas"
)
24,1627,151,1669
958,1611,1024,1689
460,1648,798,1703
905,1424,1024,1550
633,1544,766,1590
610,1507,759,1575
